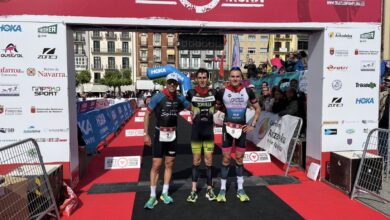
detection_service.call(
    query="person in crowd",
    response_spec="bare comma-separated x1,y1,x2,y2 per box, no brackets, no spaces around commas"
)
278,66,286,74
270,54,283,70
284,52,297,73
215,67,261,203
185,68,217,202
259,85,273,112
299,51,308,70
290,79,307,134
278,88,299,117
143,73,191,209
271,87,287,115
244,58,258,79
294,52,305,72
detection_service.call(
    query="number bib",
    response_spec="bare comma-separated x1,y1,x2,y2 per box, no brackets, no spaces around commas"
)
225,122,244,139
159,127,176,142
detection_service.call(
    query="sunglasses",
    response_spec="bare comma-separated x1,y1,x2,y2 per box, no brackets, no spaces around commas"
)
230,66,241,72
167,80,179,86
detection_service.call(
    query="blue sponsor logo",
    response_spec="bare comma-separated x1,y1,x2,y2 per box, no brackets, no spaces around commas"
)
324,129,337,135
0,24,22,32
355,98,374,104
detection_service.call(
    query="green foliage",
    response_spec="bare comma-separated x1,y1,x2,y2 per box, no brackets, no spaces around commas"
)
76,70,91,86
153,78,166,86
100,69,133,94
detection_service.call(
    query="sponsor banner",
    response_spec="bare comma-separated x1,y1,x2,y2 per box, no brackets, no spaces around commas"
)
323,27,379,152
138,111,145,117
95,99,109,109
77,102,134,153
77,100,97,113
125,129,144,137
213,127,222,134
243,151,271,163
257,114,299,163
104,156,141,169
0,0,381,23
246,111,280,146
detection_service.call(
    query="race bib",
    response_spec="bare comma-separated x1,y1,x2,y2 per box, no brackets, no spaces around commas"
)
225,123,244,139
159,127,176,142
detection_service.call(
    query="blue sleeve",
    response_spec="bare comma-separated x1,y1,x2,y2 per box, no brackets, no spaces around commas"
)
147,93,165,112
178,94,191,110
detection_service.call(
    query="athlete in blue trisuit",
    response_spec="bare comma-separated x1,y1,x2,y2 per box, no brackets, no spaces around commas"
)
215,67,261,202
143,73,191,209
185,68,217,202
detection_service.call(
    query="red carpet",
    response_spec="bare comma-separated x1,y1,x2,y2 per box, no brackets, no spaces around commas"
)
62,111,388,219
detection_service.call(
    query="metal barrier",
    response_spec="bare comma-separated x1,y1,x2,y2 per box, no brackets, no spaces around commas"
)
285,116,303,176
351,128,390,205
0,138,60,220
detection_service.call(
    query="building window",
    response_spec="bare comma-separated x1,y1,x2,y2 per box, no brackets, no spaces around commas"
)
94,72,101,81
93,57,101,69
92,31,100,38
121,32,130,39
192,50,200,55
167,34,174,46
274,42,282,51
275,34,281,38
180,50,188,55
107,31,116,39
205,62,212,70
180,58,189,69
108,41,115,53
191,58,200,69
206,50,213,55
122,57,129,69
298,40,309,50
93,41,100,52
153,63,160,68
140,33,147,45
108,57,115,69
259,48,268,54
285,34,291,38
238,34,244,41
153,48,161,62
168,55,175,63
239,47,243,53
140,50,147,61
285,42,290,51
248,35,256,41
153,33,161,46
122,42,129,53
247,47,256,54
260,35,269,42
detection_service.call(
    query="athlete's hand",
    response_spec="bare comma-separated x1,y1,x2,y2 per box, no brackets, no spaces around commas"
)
144,134,151,146
243,125,255,133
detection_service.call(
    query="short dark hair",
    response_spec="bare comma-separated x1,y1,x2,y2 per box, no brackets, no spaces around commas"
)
230,66,242,72
195,68,209,78
290,79,298,84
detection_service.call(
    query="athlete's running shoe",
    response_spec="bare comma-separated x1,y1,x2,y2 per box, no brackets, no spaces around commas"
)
144,197,158,209
216,189,226,203
186,191,198,203
160,193,174,204
236,189,250,202
205,188,216,201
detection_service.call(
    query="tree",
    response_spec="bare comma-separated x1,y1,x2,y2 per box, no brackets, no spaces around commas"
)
100,69,133,95
153,78,166,86
76,70,91,86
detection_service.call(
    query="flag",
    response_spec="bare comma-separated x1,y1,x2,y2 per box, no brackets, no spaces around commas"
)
232,34,240,67
219,50,224,78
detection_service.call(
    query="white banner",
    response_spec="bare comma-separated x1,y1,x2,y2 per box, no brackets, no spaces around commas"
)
243,151,271,163
322,27,380,151
247,112,299,163
125,129,144,137
0,22,70,163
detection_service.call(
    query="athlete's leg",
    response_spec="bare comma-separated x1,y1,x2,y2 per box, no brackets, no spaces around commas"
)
235,135,250,202
203,140,214,188
150,158,163,196
191,141,202,191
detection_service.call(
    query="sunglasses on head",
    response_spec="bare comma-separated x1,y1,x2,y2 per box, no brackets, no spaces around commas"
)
230,66,241,72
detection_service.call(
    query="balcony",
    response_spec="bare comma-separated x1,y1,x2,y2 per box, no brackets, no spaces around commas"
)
167,58,175,63
74,37,85,44
274,35,292,41
106,33,117,40
75,64,88,70
91,33,103,40
274,47,289,53
140,39,147,46
168,41,174,47
153,42,161,47
120,33,131,41
105,64,118,70
91,47,132,55
91,64,103,70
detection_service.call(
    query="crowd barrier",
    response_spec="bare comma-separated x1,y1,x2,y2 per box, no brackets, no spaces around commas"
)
77,101,135,154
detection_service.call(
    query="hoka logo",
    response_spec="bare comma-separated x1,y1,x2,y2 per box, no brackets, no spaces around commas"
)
0,25,22,32
355,98,374,104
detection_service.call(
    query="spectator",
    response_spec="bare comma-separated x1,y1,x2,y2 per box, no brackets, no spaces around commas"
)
270,54,283,70
244,58,258,79
278,88,299,117
271,87,287,114
259,85,273,112
294,53,305,72
299,51,308,70
284,52,297,72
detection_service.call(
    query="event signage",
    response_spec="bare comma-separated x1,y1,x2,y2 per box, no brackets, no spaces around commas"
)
322,27,379,152
243,151,271,163
104,156,141,169
0,22,69,164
